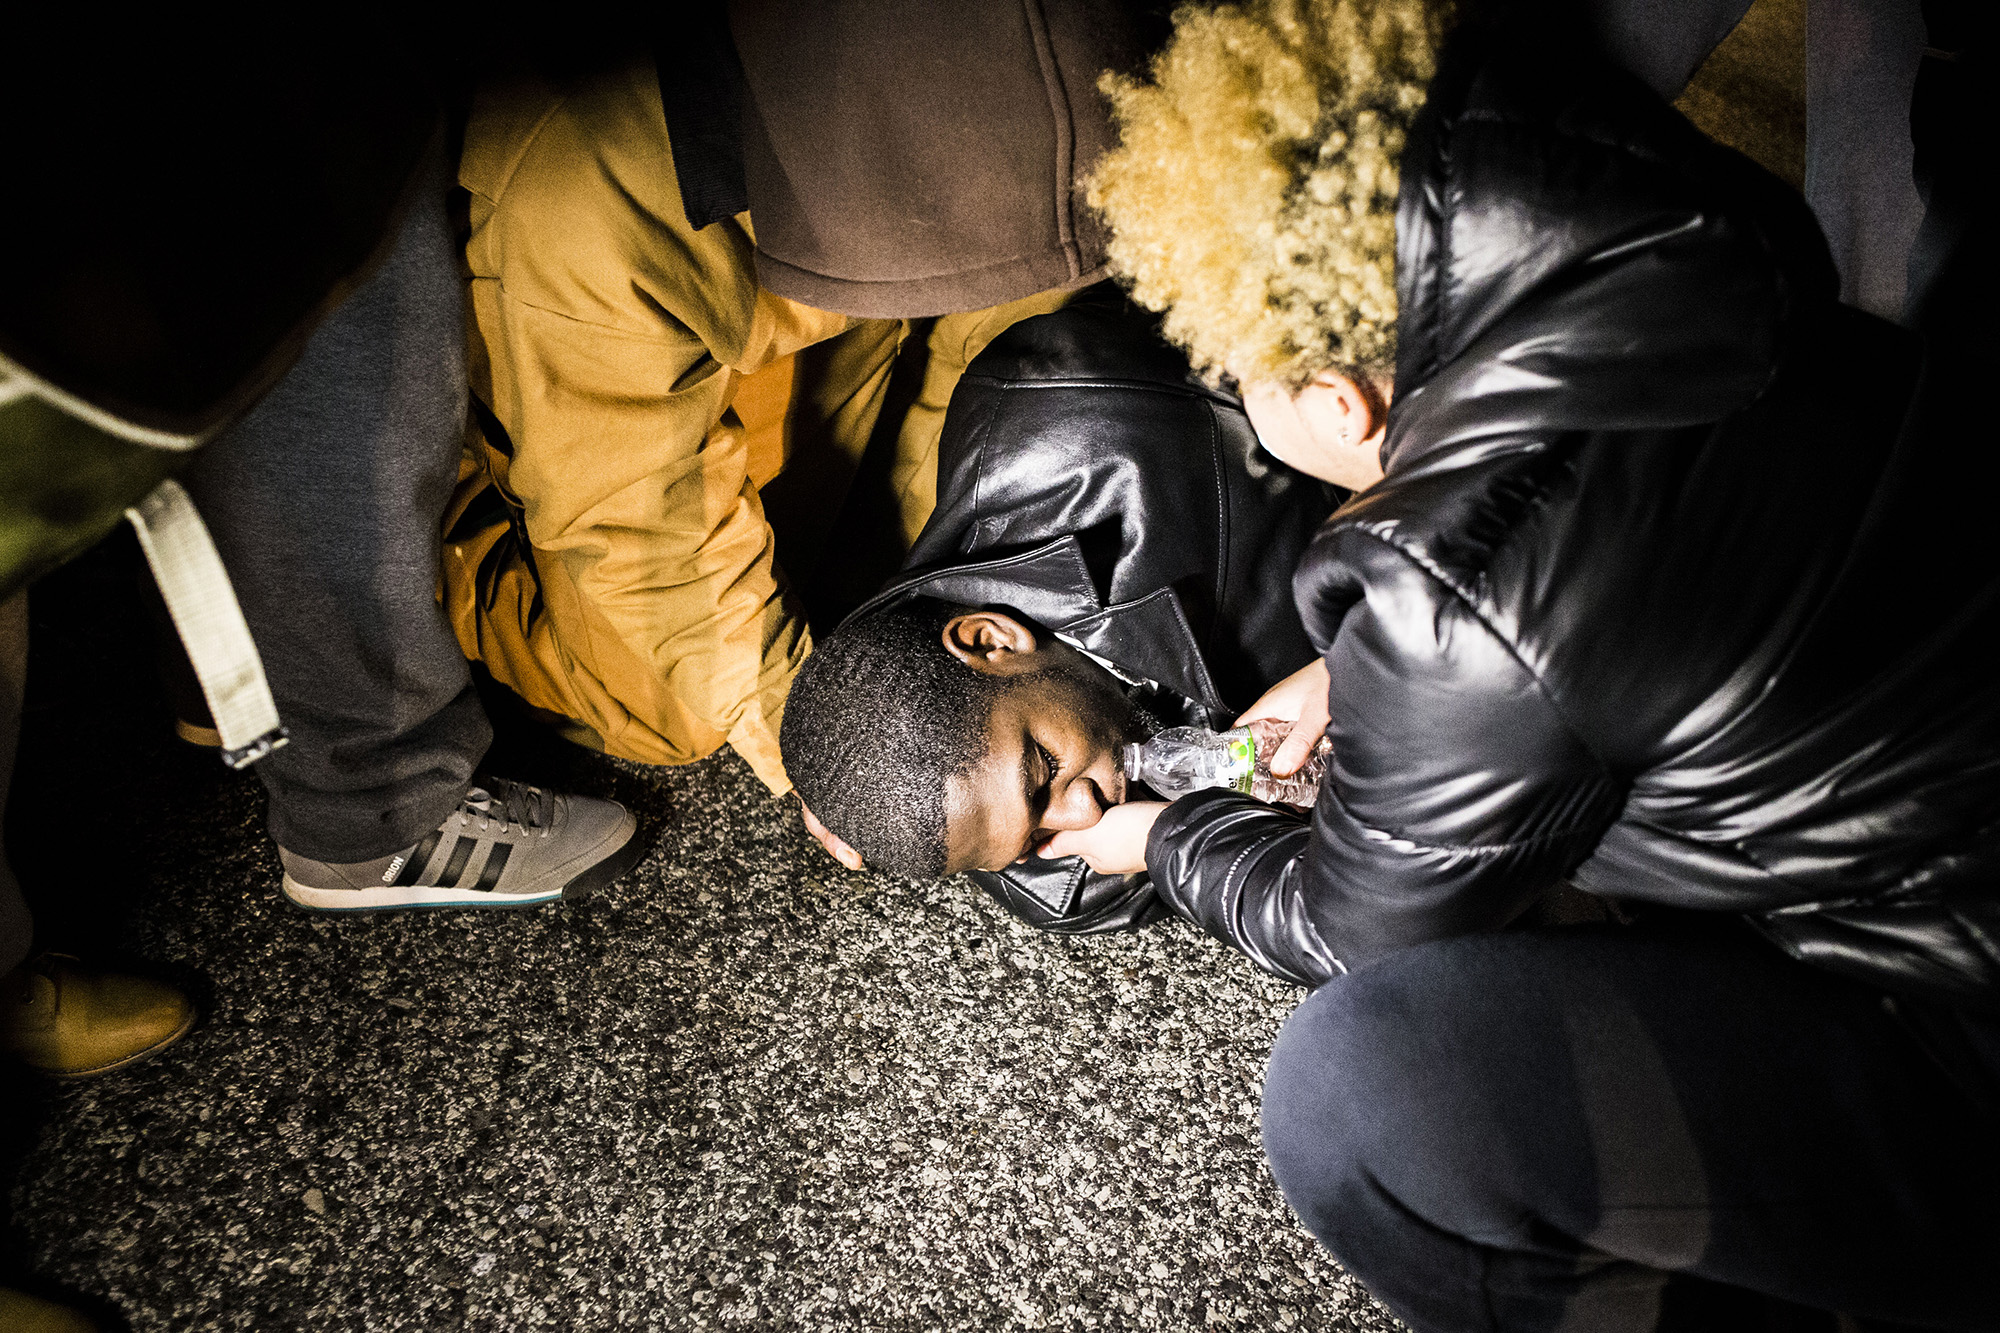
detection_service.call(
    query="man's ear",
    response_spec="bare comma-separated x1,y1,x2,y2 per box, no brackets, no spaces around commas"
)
942,611,1042,676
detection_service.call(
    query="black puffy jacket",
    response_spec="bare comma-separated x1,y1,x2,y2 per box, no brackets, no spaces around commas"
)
1148,19,2000,1007
851,286,1339,931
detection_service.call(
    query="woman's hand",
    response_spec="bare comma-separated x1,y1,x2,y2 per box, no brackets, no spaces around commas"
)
1235,657,1331,778
800,798,864,871
1039,801,1167,876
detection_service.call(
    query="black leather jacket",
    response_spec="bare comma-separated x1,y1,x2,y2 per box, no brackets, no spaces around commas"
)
1149,19,2000,1007
849,287,1339,931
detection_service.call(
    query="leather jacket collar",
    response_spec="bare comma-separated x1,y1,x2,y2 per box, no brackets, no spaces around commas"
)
848,532,1230,720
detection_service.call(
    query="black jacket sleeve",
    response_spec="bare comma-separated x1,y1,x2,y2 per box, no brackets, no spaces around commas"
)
1146,794,1337,987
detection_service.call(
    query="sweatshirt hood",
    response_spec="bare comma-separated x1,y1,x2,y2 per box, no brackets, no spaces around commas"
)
728,0,1164,318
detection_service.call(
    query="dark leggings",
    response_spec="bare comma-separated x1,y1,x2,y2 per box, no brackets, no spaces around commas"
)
1260,924,2000,1332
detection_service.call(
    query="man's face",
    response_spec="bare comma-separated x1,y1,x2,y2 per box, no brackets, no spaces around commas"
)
942,642,1149,874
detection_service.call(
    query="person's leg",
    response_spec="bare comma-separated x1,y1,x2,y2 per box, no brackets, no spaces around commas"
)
1,590,30,976
181,143,639,911
6,596,183,1330
1261,924,2000,1332
181,149,490,864
1804,0,1928,321
1584,0,1757,98
2,590,194,1075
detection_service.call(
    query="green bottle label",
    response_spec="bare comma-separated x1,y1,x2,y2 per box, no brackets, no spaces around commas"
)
1226,732,1255,794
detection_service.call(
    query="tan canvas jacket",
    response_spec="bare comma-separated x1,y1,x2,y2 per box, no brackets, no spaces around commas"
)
446,61,904,793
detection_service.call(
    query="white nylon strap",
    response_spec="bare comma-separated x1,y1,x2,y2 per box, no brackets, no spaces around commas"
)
125,479,288,768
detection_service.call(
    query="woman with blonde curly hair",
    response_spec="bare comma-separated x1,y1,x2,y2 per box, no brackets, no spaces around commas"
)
1088,0,1445,490
1047,0,2000,1327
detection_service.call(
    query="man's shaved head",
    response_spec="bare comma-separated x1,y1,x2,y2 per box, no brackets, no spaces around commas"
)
780,598,1155,878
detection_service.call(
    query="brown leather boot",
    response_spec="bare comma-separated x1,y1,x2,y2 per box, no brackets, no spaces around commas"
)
0,953,194,1077
0,1285,98,1332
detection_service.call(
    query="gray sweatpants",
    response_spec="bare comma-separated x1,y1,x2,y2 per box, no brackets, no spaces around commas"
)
180,151,491,865
3,151,486,955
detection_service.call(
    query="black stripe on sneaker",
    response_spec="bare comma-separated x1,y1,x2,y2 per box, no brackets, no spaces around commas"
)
393,830,445,887
471,842,513,893
437,836,478,888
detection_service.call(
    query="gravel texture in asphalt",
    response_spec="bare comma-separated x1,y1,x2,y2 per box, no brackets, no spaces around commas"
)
3,542,1402,1331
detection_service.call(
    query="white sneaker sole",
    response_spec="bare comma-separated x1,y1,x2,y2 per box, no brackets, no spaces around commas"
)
279,808,643,914
280,877,565,912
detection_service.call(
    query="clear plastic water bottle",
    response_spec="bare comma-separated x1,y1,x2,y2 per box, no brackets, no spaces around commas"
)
1122,720,1330,807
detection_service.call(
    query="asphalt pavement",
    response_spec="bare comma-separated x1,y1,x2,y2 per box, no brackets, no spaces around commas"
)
2,538,1400,1332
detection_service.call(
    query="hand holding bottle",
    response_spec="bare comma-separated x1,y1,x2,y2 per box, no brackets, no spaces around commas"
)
1235,658,1332,779
1242,718,1331,807
1122,718,1330,808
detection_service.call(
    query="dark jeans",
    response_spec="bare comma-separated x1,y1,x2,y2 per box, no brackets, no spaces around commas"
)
180,150,490,863
1261,924,2000,1332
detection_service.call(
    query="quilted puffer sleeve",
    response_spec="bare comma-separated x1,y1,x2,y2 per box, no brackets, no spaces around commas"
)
1147,526,1625,984
1146,797,1337,987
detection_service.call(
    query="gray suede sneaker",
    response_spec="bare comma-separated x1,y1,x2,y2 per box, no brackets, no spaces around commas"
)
279,779,641,912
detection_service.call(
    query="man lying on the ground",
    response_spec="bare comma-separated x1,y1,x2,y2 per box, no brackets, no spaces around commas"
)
781,284,1339,934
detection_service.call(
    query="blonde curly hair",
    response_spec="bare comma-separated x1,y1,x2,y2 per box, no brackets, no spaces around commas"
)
1088,0,1452,390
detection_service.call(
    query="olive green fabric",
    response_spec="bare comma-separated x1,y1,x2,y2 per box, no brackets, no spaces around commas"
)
1674,0,1806,188
1,22,436,600
0,388,184,602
